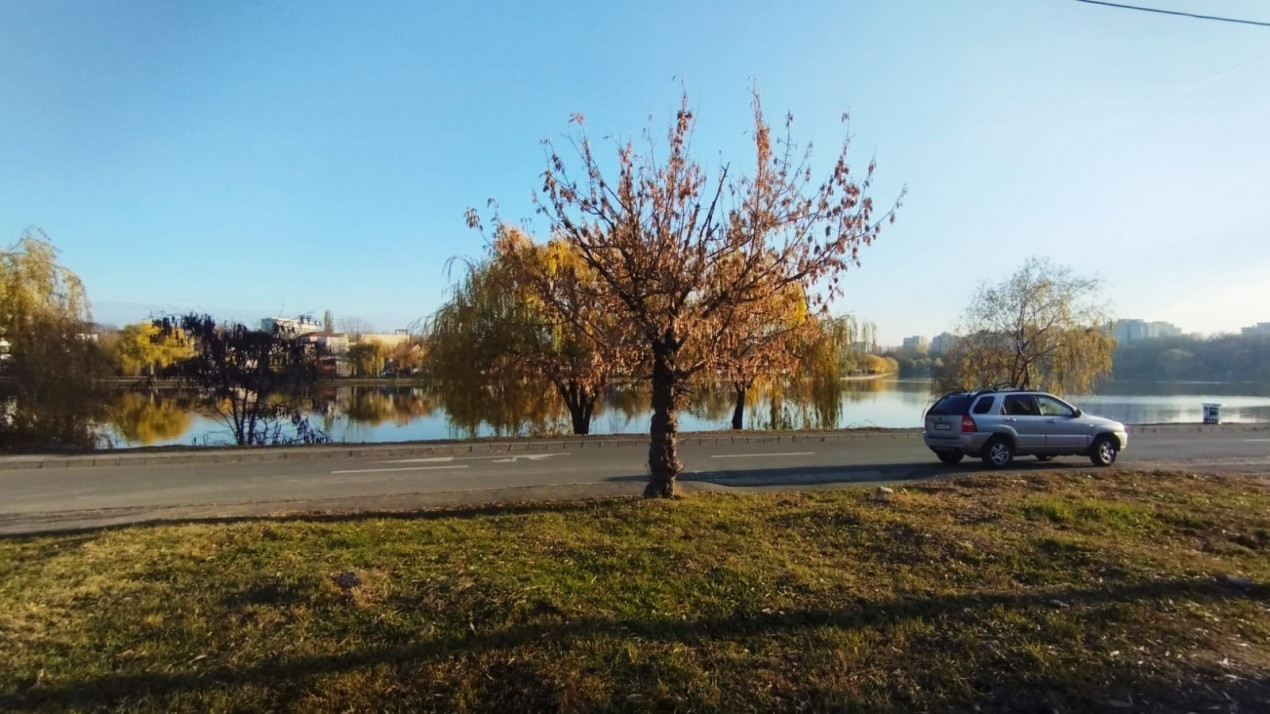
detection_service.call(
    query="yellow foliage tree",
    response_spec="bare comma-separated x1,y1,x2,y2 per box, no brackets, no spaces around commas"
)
347,342,389,377
0,229,107,450
860,353,896,375
114,322,194,377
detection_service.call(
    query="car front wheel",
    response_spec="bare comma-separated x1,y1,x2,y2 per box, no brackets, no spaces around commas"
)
1090,435,1119,467
936,451,964,465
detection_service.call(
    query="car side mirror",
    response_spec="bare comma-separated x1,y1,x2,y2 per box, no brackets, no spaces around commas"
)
1073,409,1082,418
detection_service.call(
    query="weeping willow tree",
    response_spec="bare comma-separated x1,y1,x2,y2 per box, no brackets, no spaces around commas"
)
794,314,856,429
716,268,809,429
711,311,877,431
712,246,881,431
747,313,876,430
0,229,109,451
934,258,1115,396
426,229,625,435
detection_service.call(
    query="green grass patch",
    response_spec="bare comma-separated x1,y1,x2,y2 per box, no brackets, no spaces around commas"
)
2,470,1269,712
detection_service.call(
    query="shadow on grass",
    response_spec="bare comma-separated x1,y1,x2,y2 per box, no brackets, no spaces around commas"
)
0,497,638,542
6,577,1267,711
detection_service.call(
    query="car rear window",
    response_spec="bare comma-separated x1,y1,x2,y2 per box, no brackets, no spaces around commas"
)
972,396,996,414
928,394,975,416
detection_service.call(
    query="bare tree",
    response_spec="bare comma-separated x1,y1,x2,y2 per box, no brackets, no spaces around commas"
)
473,91,900,496
155,314,330,446
337,317,376,341
934,258,1115,395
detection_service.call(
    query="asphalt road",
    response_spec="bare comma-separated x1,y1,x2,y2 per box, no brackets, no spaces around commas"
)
2,426,1268,534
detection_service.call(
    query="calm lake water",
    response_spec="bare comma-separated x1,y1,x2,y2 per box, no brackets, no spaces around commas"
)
95,379,1270,449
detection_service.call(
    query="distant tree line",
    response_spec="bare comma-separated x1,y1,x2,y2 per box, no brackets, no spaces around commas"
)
1113,334,1270,383
883,348,939,379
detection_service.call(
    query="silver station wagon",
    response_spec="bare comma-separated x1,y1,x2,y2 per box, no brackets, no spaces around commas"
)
923,389,1128,468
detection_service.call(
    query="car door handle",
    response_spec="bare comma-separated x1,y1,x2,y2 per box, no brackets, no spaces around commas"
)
1003,418,1016,422
1046,419,1058,423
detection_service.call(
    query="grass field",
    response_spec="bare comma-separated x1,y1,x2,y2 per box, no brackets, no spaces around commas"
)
2,470,1268,712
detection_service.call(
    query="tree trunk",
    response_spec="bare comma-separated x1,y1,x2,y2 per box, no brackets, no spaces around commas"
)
555,380,597,436
646,347,681,498
731,382,747,430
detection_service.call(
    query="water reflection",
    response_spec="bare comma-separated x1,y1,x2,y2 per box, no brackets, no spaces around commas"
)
1069,394,1270,425
60,377,1270,448
104,392,193,446
338,387,437,428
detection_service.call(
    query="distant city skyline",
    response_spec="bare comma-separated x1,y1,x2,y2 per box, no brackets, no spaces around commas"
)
86,301,1269,348
4,1,1267,346
879,317,1270,354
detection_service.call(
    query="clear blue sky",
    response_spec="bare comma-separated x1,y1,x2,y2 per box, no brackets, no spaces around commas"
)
3,0,1267,345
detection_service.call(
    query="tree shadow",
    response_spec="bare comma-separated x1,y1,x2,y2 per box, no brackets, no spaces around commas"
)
0,498,636,542
6,577,1266,711
607,459,1092,487
605,462,941,487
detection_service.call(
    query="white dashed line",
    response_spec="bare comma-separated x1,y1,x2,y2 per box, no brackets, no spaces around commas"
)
382,453,572,464
331,465,471,475
710,452,815,459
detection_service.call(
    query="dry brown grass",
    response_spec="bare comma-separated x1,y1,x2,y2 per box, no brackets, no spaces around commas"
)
1,469,1268,712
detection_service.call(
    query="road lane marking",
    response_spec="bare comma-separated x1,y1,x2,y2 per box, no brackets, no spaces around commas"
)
331,465,471,475
710,452,815,459
382,453,573,464
491,454,575,463
380,457,455,463
1245,438,1270,442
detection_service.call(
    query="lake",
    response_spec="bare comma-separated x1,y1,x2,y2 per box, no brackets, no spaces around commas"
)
93,378,1270,449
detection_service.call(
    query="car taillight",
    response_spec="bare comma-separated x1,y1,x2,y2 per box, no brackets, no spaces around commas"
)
961,416,977,433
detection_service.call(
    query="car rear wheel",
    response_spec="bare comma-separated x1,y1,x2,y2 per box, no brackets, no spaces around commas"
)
1090,435,1119,467
936,451,964,465
981,438,1014,469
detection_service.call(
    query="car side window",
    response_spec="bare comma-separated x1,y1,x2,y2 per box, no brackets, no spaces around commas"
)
972,396,996,414
1037,396,1075,418
1003,395,1037,416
